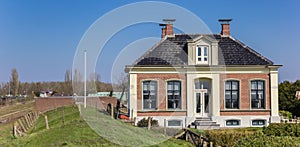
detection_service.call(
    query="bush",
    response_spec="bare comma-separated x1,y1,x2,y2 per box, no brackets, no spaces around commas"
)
204,128,259,147
279,110,292,119
235,134,300,147
137,117,159,127
263,123,300,137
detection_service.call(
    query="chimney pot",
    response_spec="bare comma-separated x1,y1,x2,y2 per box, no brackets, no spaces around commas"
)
219,19,232,36
160,19,176,38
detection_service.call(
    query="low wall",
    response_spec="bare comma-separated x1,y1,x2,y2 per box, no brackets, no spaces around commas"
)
35,97,75,112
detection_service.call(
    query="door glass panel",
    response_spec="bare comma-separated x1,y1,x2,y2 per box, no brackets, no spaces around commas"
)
196,93,201,113
205,93,209,113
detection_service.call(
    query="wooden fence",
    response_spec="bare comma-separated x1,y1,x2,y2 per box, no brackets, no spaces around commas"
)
13,111,39,137
175,129,213,147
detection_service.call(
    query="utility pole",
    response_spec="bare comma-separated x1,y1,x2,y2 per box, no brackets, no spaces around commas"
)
84,49,87,108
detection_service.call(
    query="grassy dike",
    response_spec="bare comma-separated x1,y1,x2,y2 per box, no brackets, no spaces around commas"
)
0,105,193,147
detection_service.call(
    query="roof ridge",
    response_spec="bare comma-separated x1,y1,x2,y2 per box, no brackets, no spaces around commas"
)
132,37,167,65
228,36,273,64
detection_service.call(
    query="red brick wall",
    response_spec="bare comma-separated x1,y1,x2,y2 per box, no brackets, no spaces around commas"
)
137,111,186,116
220,73,270,116
136,73,186,116
35,97,74,112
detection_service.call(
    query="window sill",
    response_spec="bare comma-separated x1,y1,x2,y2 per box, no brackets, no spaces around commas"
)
221,109,271,112
138,110,186,113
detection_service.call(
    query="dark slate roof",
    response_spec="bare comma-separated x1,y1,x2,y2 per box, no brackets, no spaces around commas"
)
133,34,273,66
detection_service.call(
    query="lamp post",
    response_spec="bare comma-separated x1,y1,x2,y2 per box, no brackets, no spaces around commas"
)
84,49,87,108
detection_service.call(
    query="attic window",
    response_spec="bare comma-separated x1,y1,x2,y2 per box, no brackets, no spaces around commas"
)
196,46,209,64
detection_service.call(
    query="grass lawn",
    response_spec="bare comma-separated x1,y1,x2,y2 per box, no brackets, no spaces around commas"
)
0,105,193,147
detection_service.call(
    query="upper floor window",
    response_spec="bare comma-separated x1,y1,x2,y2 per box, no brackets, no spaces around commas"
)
197,46,209,64
167,81,181,109
225,80,239,109
143,81,157,110
251,80,265,109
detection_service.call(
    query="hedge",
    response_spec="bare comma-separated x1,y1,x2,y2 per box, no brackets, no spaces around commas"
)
263,123,300,137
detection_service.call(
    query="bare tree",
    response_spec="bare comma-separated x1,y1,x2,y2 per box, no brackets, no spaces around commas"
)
10,68,19,96
64,69,72,95
72,69,83,96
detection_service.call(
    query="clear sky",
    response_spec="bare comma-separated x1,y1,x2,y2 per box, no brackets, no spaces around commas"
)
0,0,299,83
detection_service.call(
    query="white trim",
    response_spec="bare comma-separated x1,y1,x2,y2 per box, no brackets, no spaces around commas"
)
196,45,209,65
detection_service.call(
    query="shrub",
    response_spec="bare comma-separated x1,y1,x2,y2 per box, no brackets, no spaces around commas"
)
263,123,300,137
279,110,293,119
137,117,159,127
235,134,300,146
204,128,259,147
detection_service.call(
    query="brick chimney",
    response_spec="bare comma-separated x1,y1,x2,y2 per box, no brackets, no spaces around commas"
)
160,19,176,38
219,19,232,36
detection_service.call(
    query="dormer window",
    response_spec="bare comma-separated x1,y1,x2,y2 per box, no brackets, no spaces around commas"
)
197,46,209,64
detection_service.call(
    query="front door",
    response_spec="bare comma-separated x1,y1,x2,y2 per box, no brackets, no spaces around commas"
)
195,80,210,117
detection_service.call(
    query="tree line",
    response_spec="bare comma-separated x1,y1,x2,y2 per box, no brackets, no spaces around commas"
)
0,68,117,97
279,80,300,117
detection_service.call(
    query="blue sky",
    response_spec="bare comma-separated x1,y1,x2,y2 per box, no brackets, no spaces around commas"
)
0,0,299,83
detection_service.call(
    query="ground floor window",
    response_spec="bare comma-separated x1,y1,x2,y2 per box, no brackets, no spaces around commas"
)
168,120,182,127
252,119,266,126
143,80,157,109
226,120,240,126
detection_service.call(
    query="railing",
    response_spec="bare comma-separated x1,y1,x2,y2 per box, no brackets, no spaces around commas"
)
175,128,213,147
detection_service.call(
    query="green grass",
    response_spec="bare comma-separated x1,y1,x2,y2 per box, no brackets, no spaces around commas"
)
0,101,34,116
0,105,193,147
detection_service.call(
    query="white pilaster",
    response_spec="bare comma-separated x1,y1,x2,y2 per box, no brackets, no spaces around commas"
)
129,74,137,118
270,69,280,123
211,73,220,117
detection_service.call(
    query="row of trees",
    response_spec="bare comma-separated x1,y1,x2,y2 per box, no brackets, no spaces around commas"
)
0,68,127,97
279,80,300,117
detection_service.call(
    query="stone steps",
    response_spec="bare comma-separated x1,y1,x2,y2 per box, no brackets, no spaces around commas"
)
192,117,220,130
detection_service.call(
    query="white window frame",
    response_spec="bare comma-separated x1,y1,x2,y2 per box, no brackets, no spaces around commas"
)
250,80,266,109
251,119,266,127
225,80,240,109
196,46,209,64
142,80,158,110
166,80,182,110
225,119,240,127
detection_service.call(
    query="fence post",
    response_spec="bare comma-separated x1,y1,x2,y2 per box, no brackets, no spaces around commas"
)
164,119,167,135
13,122,18,137
62,106,65,126
148,117,152,130
111,104,114,119
45,115,49,129
131,109,134,120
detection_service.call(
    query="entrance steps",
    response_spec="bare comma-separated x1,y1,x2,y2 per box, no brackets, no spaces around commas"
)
191,117,220,130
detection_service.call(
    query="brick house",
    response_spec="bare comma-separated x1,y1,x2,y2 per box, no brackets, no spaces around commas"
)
125,19,281,129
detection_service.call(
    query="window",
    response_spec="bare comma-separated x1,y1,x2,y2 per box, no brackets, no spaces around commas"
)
225,80,239,109
252,120,266,126
226,120,240,126
167,81,181,109
143,81,157,109
168,120,182,127
197,46,209,64
251,80,265,109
